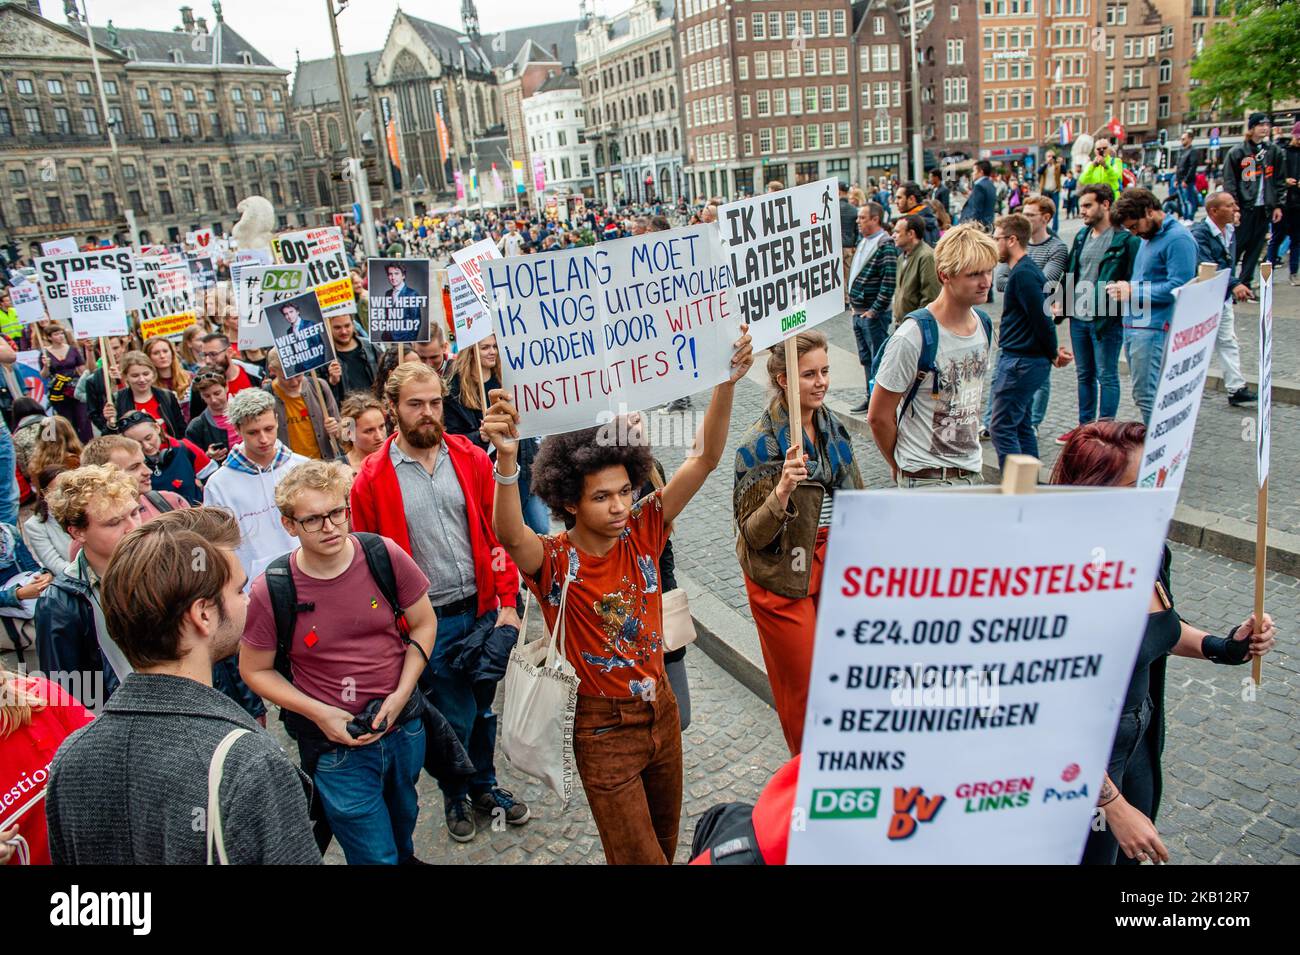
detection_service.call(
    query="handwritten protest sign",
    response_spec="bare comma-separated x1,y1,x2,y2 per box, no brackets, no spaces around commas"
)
367,258,433,343
68,268,128,338
273,227,355,318
134,255,194,321
718,178,844,351
264,289,335,378
483,224,736,438
447,264,489,349
139,311,198,340
1138,269,1229,489
788,486,1178,864
244,264,311,350
450,239,500,349
36,249,143,323
10,282,44,325
1257,272,1272,488
40,237,78,256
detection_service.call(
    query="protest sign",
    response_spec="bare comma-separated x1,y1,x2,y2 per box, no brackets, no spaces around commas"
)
187,255,217,290
718,178,844,350
40,237,78,256
450,239,500,349
447,264,489,349
264,289,334,378
68,268,128,339
367,258,433,343
10,282,45,325
243,264,311,351
273,227,356,318
1138,269,1229,489
187,229,213,251
134,255,194,321
35,248,143,322
483,224,737,438
788,486,1178,864
1257,271,1272,488
139,311,198,340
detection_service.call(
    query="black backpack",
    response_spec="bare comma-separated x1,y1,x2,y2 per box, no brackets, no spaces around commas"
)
264,532,420,686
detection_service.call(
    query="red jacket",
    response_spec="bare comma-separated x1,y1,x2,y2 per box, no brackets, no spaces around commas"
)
350,432,517,617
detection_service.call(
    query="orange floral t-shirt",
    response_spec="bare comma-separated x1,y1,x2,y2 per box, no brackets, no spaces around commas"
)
522,491,668,699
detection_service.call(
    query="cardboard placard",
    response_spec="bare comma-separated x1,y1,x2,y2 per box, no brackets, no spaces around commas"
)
68,268,128,338
367,258,434,343
36,249,143,322
273,227,355,317
264,289,335,378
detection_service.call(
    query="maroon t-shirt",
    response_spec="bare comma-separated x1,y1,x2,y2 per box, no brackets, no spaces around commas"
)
242,535,429,716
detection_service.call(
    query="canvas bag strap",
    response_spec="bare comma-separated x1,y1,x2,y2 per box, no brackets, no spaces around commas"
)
206,728,251,865
546,575,573,670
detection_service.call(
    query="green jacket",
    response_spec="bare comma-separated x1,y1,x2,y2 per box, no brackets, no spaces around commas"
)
1062,226,1140,327
1077,155,1124,199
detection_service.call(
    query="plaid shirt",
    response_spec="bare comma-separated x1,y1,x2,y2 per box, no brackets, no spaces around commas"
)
848,235,898,317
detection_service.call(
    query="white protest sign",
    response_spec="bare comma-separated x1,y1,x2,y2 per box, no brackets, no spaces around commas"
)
273,227,356,317
40,237,78,256
1138,269,1229,489
1257,271,1272,488
718,177,844,350
450,238,500,349
447,263,489,350
134,255,194,321
244,264,312,350
232,249,275,344
68,268,128,338
10,283,45,325
187,229,214,251
35,248,144,322
484,224,736,438
16,350,41,370
788,487,1178,864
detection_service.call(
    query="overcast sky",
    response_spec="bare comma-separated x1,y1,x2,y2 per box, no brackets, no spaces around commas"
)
52,0,590,75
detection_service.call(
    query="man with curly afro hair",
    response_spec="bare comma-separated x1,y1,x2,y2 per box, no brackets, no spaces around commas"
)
481,324,754,865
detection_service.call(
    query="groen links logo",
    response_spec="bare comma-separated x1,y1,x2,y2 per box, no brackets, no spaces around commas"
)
810,787,881,819
780,309,808,333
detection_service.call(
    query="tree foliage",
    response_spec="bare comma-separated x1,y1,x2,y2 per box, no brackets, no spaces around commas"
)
1189,0,1300,116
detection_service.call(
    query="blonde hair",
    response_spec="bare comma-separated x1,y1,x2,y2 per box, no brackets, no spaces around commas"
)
80,434,142,468
27,415,83,478
933,222,998,279
448,340,502,412
0,666,45,739
142,335,191,395
118,350,156,380
46,463,141,531
765,330,829,413
275,460,353,518
338,393,385,452
383,360,442,406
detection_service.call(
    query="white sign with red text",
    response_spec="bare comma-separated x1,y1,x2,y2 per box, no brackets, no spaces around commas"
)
788,487,1177,864
68,268,128,338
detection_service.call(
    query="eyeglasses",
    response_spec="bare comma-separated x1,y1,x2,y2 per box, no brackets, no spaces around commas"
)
292,505,350,533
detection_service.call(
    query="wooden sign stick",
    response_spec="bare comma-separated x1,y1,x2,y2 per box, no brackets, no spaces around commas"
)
475,342,489,411
99,336,113,397
785,336,803,455
1252,262,1271,686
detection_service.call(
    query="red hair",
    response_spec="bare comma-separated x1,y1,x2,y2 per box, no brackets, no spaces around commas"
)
1049,421,1146,487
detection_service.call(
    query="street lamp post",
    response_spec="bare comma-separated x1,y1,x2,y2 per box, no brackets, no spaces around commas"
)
908,0,924,184
326,0,378,259
79,0,140,248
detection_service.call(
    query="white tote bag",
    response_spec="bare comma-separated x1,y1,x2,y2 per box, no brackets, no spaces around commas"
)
501,583,580,805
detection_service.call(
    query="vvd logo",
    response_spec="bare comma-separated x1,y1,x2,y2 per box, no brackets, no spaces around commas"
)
886,786,945,840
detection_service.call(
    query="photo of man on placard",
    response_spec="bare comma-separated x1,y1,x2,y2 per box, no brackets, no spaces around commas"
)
265,290,334,378
367,258,431,343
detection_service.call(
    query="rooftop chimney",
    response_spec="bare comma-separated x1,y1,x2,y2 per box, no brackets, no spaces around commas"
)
196,16,208,33
179,6,194,32
550,43,559,60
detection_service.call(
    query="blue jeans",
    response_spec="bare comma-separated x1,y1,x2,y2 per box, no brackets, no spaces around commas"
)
1124,326,1168,425
990,353,1051,468
0,424,17,526
1070,318,1124,424
1180,183,1200,220
1044,190,1060,233
313,718,425,864
852,310,891,385
1266,208,1300,274
1030,377,1050,429
427,607,500,802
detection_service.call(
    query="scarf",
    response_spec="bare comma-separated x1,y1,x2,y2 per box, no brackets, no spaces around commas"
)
226,440,294,476
733,400,862,526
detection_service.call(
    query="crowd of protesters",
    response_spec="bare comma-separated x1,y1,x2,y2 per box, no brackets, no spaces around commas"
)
0,115,1291,868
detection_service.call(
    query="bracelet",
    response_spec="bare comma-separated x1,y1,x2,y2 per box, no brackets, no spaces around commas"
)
1098,792,1121,808
493,463,520,485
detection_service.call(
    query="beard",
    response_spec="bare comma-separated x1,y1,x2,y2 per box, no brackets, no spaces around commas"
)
399,415,443,449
